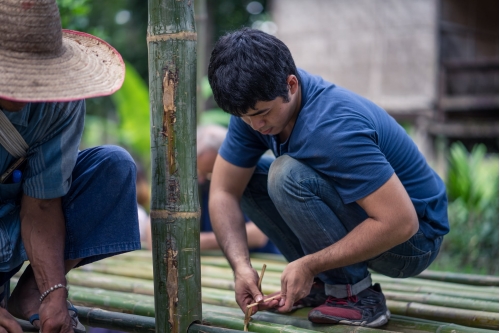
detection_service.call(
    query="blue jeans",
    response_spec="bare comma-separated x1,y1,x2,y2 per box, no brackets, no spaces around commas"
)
241,155,442,298
0,145,141,286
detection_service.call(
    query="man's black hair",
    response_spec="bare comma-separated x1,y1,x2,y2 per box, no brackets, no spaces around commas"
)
208,28,300,117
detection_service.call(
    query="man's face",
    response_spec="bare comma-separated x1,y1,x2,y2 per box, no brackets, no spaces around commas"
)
240,75,301,137
0,98,28,112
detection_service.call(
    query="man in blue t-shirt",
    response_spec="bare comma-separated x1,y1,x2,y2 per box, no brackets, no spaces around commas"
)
207,28,449,327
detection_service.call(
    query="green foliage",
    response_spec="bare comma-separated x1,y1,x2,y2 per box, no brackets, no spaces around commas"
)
56,0,91,30
199,77,230,127
81,62,150,172
208,0,269,42
429,142,499,275
199,109,231,127
111,62,151,170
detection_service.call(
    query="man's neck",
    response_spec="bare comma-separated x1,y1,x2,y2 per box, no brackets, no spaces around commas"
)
278,86,302,143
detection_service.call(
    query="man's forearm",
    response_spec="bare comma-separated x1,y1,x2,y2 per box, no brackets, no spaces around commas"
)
304,217,416,276
209,191,252,272
20,195,67,293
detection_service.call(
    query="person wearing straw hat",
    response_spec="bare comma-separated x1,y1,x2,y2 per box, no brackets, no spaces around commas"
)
0,1,141,333
206,28,448,327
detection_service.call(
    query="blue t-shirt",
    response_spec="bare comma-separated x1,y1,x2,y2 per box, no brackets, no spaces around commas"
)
219,69,449,240
0,101,84,271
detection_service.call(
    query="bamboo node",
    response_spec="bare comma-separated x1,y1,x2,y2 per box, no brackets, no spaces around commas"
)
147,32,197,42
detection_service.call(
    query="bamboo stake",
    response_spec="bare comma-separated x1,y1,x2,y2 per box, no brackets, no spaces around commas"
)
244,264,267,331
243,307,252,332
380,282,498,302
372,274,498,294
202,311,390,333
415,270,499,287
246,296,281,309
384,290,498,312
387,300,498,330
74,305,155,333
258,264,267,291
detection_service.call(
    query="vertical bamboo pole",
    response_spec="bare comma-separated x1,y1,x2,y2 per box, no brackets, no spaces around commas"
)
147,1,201,333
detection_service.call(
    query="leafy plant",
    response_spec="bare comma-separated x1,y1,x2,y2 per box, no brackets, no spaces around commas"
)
111,62,151,170
56,0,91,30
430,142,499,275
81,62,150,174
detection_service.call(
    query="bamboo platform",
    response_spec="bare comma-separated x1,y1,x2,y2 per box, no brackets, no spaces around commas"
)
15,250,498,333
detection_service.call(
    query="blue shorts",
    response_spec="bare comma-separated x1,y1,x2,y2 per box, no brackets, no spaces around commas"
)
0,145,141,284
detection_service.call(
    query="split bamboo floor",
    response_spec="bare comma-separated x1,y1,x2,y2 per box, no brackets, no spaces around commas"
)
15,250,499,333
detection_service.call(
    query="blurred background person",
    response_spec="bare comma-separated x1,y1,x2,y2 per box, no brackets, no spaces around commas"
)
142,125,277,253
135,161,151,249
197,124,280,254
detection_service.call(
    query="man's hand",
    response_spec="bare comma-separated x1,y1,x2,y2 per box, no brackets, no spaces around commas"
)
275,258,315,313
234,266,263,314
0,307,22,333
20,195,71,333
38,294,73,333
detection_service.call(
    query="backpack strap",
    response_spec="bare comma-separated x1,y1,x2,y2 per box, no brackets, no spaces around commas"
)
0,110,28,158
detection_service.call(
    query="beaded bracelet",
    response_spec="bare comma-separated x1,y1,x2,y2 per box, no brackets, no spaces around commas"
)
39,283,68,303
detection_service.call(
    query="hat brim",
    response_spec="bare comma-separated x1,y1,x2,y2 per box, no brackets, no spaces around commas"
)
0,30,125,102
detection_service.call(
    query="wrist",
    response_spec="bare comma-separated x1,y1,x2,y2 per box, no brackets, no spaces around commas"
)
233,263,254,278
301,254,322,277
39,283,68,303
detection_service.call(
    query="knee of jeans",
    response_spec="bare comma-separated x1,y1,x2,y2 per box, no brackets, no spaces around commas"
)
97,145,137,179
268,155,310,200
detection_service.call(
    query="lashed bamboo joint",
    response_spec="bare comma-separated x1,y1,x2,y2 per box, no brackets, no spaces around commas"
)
150,210,201,220
147,32,197,42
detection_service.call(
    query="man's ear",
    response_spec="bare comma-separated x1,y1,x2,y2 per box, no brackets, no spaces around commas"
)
287,75,299,95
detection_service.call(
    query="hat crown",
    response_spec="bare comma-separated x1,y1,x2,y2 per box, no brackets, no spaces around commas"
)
0,0,63,55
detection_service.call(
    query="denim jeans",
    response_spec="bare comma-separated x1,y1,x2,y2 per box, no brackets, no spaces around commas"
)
241,155,443,298
0,145,141,287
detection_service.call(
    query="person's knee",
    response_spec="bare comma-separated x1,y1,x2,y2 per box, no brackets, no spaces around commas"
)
268,155,303,199
94,145,137,181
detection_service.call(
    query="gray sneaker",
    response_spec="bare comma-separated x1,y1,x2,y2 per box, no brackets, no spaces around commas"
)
308,283,390,327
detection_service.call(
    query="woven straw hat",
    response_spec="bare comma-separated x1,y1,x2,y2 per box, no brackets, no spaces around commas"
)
0,0,125,102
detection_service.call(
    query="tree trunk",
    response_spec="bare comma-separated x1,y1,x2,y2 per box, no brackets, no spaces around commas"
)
147,1,201,333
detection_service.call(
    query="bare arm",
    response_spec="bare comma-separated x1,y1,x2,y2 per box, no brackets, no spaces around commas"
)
209,155,278,311
200,222,268,251
20,195,73,333
278,173,419,311
209,155,254,271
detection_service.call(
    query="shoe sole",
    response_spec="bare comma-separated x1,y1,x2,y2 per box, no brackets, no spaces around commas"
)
309,309,391,327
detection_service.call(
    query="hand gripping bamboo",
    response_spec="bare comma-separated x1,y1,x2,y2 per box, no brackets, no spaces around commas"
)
244,264,267,331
